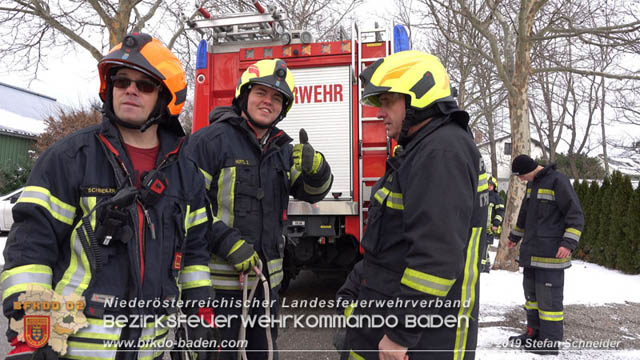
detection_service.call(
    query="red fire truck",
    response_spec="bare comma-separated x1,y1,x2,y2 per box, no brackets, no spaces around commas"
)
187,4,408,290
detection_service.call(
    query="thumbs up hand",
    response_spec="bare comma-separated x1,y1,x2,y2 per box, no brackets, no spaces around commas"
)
293,128,324,175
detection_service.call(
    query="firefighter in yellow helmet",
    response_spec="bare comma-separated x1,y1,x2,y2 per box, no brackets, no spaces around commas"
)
2,33,217,359
187,58,333,359
480,176,505,273
344,50,488,359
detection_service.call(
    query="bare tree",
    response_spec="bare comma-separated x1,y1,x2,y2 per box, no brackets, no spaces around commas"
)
406,0,640,270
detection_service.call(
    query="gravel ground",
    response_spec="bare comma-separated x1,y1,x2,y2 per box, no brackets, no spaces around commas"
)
484,302,640,351
0,268,637,359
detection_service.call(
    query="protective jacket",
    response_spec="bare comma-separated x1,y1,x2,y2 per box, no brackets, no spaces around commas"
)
487,190,505,231
347,112,488,359
1,117,212,359
187,107,333,291
509,164,584,269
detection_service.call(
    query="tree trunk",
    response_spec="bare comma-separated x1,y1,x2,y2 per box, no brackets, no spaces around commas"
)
600,77,609,177
568,152,580,180
493,85,530,272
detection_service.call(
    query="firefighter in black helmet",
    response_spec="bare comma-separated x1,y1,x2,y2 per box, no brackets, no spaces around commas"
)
344,50,488,359
2,33,218,360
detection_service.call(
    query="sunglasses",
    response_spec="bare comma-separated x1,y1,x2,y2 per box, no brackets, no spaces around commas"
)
111,75,160,93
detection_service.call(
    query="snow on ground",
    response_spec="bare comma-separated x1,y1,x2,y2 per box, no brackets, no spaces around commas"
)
477,248,640,359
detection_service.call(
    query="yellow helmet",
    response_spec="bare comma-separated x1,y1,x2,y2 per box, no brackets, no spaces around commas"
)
235,59,295,122
489,176,498,190
360,50,453,110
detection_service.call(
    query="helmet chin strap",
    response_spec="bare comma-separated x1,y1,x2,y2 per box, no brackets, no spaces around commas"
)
397,96,444,146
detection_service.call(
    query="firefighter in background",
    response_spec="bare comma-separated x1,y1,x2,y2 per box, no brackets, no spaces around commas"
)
187,58,333,359
345,50,488,360
1,33,217,359
480,176,505,273
508,154,584,355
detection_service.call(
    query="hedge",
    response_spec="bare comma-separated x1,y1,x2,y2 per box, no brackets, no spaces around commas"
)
573,171,640,274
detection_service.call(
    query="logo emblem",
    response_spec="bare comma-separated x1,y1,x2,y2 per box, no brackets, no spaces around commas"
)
24,315,50,348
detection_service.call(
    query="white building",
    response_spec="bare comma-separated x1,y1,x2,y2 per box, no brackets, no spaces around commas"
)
476,135,546,190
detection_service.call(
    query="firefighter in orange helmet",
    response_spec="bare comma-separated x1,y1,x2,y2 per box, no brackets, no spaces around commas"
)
2,33,218,360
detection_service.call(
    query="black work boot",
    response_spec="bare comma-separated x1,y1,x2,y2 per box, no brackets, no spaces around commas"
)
525,338,560,356
508,326,538,347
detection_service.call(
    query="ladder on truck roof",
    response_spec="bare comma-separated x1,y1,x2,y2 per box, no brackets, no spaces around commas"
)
185,2,289,45
356,23,394,241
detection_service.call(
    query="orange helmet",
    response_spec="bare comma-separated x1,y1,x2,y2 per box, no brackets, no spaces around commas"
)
98,33,187,119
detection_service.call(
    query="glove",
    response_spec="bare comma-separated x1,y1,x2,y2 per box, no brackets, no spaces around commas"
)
8,337,58,360
293,129,324,175
486,225,494,235
227,239,259,273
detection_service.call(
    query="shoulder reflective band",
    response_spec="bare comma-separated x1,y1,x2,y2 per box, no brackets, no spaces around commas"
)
526,188,532,199
564,227,582,242
538,188,556,201
349,351,365,360
18,186,76,225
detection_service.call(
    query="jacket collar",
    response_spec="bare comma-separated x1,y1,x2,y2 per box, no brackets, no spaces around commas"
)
214,107,293,152
98,115,183,168
534,163,557,181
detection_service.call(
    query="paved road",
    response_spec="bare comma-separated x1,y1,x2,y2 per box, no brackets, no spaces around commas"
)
0,253,347,359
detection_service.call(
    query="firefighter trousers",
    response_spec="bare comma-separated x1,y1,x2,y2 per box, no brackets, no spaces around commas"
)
479,232,492,272
523,267,565,341
215,285,280,360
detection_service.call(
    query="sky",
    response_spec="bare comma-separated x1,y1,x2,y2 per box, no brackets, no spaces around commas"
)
0,0,397,109
0,0,637,155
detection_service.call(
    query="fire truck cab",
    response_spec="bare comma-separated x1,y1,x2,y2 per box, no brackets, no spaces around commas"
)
187,5,408,291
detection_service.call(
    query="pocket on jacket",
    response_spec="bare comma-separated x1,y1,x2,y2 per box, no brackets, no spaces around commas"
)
361,193,387,254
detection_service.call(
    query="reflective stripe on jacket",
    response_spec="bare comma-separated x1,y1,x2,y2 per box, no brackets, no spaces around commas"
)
187,107,333,291
1,117,212,359
357,113,488,351
509,164,584,269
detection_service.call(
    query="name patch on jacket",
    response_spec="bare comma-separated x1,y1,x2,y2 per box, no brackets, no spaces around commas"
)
80,186,117,196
